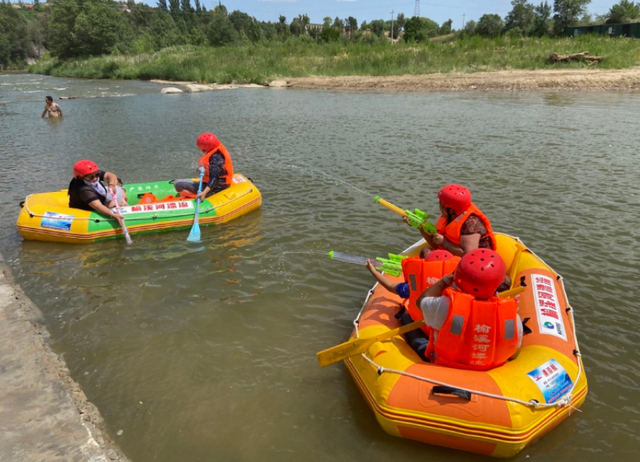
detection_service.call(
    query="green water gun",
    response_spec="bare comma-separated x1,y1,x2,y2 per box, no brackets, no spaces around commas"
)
374,196,437,234
328,251,406,277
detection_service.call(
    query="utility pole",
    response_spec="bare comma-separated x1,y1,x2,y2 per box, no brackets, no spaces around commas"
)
391,9,394,44
414,0,420,18
462,13,466,30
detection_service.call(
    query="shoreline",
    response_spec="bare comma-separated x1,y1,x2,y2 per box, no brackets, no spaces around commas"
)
280,68,640,92
144,68,640,94
0,254,128,462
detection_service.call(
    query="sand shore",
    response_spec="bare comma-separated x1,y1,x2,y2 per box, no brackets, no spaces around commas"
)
277,68,640,92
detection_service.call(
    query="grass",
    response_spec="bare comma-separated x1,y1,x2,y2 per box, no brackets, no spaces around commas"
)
28,35,640,84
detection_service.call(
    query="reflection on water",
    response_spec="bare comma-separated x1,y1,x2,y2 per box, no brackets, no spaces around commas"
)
1,74,640,462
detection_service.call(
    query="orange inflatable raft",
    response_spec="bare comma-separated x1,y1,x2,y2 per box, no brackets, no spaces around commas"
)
343,234,587,457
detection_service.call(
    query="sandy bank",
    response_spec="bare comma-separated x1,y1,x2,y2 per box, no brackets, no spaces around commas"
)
0,255,128,462
279,67,640,92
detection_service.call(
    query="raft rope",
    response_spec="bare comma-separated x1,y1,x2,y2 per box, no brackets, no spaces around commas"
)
21,188,254,224
351,235,584,411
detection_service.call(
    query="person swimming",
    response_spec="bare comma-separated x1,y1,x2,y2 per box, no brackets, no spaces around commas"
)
41,96,63,118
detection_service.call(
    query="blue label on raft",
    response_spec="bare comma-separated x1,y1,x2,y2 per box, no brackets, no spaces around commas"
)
527,358,573,404
41,211,74,231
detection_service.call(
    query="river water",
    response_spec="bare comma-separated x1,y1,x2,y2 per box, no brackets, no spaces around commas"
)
0,74,638,461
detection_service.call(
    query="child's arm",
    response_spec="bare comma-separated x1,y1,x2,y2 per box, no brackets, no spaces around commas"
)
366,259,399,294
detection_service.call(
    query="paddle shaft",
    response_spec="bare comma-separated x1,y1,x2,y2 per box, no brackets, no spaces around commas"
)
187,168,205,242
111,189,132,244
317,286,525,367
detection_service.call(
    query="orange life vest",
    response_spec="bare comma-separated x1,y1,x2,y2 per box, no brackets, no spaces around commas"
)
426,287,519,371
401,256,460,335
435,203,497,250
198,142,234,187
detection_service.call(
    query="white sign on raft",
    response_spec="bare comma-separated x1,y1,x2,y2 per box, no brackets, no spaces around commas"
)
527,358,573,404
531,273,567,341
116,201,194,215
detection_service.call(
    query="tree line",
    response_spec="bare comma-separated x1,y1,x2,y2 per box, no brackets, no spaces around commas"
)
1,0,639,69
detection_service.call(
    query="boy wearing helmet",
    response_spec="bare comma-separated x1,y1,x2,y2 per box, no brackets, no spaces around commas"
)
174,133,234,201
68,160,128,223
412,184,496,257
415,249,522,371
366,249,460,360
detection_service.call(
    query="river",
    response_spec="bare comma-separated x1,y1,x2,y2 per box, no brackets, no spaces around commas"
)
0,74,638,461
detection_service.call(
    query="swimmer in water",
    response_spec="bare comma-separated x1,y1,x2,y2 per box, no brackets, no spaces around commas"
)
41,96,63,118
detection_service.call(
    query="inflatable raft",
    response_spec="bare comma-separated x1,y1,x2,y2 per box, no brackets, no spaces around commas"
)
344,234,587,458
17,174,261,244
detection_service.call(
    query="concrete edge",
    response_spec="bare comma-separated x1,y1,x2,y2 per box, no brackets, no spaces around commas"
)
0,252,129,462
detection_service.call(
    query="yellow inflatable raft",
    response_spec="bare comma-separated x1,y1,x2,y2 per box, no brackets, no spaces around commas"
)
17,174,261,244
344,234,587,457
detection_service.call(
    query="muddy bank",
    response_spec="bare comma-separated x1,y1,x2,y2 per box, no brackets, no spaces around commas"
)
277,67,640,92
0,254,128,462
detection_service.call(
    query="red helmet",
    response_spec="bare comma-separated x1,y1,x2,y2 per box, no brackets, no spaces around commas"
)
438,184,471,215
73,160,99,178
425,249,455,262
196,132,220,152
454,249,506,299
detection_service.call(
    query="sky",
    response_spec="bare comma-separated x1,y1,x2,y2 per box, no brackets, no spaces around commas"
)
161,0,620,28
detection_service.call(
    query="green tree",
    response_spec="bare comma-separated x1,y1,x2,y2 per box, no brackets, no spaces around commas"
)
246,20,262,43
370,19,385,36
157,0,168,11
505,0,535,35
319,25,340,42
149,10,181,49
403,16,439,41
169,0,180,18
0,3,29,68
323,16,332,28
289,16,304,36
463,19,477,36
439,18,453,35
33,0,41,12
207,11,238,46
275,15,288,36
533,1,553,35
181,0,192,13
553,0,591,35
607,0,640,23
229,10,253,35
346,16,358,38
332,16,343,31
213,3,227,15
73,2,121,56
476,13,504,37
396,13,405,31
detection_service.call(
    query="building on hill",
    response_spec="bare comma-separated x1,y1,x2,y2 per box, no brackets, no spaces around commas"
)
566,22,640,38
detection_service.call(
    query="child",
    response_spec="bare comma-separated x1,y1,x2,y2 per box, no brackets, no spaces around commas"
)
367,249,460,360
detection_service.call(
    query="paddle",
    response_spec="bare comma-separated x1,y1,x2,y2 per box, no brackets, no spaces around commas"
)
111,189,132,244
316,286,525,367
187,167,205,243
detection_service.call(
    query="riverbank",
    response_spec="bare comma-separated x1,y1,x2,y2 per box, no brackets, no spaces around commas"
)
0,254,127,462
28,35,640,88
280,67,640,92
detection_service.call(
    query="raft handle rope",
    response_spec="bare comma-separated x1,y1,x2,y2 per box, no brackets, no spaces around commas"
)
21,188,254,224
352,234,585,411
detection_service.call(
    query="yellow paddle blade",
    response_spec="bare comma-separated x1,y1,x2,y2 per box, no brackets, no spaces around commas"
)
316,320,425,367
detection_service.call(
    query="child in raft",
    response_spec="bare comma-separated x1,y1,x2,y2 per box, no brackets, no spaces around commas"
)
366,249,460,361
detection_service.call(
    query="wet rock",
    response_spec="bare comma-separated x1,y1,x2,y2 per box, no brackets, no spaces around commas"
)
160,87,183,94
184,84,215,93
269,80,289,88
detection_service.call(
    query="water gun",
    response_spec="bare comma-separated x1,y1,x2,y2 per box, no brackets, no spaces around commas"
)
328,251,406,277
374,196,437,234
